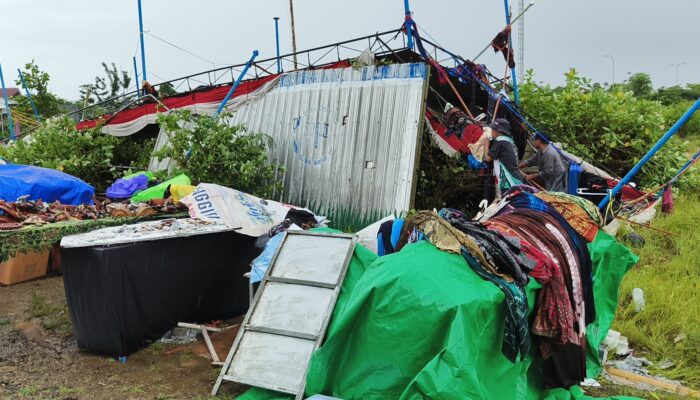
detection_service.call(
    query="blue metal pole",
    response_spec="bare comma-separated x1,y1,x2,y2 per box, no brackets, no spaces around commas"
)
0,63,16,140
17,69,40,121
403,0,414,51
214,50,259,117
274,17,281,74
598,97,700,210
503,0,520,105
137,0,147,82
132,56,140,95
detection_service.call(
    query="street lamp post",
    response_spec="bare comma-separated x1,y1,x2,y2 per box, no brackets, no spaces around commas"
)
603,54,615,87
670,62,687,86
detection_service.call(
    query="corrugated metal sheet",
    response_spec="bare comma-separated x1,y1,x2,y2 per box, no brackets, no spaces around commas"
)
228,63,428,228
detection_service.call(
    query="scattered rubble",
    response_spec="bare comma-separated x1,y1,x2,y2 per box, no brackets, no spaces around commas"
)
0,197,185,230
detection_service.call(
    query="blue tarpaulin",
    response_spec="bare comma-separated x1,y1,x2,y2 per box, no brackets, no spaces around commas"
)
0,164,94,205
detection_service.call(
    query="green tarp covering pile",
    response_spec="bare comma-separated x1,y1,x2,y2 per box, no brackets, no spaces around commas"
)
237,230,638,400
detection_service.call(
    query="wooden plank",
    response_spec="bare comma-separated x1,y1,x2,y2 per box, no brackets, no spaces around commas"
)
201,327,221,364
605,367,700,398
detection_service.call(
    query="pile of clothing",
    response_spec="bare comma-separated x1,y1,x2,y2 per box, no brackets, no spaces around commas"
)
377,186,604,388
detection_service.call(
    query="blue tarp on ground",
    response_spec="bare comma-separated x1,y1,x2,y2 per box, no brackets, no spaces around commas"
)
0,164,94,205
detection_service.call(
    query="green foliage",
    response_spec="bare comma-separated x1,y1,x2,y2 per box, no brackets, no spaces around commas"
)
154,110,284,198
622,72,654,98
519,69,697,190
661,100,700,138
0,116,153,192
79,61,133,107
653,84,700,105
415,126,483,214
13,60,66,118
158,82,177,97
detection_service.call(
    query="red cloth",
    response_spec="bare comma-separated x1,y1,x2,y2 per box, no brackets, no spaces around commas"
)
606,179,647,202
485,221,577,355
426,112,483,154
662,184,674,214
77,60,352,131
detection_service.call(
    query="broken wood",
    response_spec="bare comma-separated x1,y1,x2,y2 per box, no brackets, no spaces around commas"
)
606,366,700,398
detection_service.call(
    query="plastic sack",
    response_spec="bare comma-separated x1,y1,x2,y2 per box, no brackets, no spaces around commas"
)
106,174,149,200
131,174,191,203
169,184,196,203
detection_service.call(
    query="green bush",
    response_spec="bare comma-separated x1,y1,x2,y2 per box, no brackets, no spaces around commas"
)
0,116,153,193
153,110,284,198
661,100,700,138
520,69,697,190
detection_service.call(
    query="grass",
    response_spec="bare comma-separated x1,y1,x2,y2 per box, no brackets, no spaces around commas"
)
147,341,166,355
18,386,40,397
29,291,73,338
612,194,700,388
58,386,85,395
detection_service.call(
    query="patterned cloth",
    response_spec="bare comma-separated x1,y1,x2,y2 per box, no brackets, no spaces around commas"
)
535,192,602,242
485,220,577,352
461,248,529,363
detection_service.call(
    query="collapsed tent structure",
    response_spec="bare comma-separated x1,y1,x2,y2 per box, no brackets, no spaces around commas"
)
75,27,652,231
64,18,656,400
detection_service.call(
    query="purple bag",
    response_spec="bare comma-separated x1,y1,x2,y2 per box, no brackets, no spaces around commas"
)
106,174,149,200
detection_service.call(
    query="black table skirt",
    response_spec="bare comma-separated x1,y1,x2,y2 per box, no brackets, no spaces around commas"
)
61,231,260,357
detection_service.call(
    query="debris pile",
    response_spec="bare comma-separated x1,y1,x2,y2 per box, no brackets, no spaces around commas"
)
0,196,185,230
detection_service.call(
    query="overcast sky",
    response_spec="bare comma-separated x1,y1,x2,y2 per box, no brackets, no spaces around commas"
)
1,1,697,101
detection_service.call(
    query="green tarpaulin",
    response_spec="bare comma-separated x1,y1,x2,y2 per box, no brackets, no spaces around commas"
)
130,173,190,203
236,230,638,400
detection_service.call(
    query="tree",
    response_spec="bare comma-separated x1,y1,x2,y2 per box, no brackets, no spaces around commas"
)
624,72,654,98
79,62,132,107
13,60,65,118
653,84,700,105
158,82,177,97
519,69,697,190
154,110,284,198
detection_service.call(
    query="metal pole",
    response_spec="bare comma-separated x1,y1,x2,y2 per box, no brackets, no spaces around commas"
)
604,55,615,87
132,56,140,94
214,50,259,117
274,17,282,74
517,0,524,82
403,0,414,51
289,0,298,70
503,0,520,105
598,97,700,210
473,1,534,62
17,69,40,121
670,62,686,86
137,0,148,82
0,63,16,140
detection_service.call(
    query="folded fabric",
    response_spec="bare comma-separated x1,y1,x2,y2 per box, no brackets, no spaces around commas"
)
535,192,602,242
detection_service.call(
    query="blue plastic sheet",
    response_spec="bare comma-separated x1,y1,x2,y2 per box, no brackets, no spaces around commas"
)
0,164,94,205
250,233,284,283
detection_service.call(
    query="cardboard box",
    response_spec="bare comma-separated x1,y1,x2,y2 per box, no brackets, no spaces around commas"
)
0,250,50,285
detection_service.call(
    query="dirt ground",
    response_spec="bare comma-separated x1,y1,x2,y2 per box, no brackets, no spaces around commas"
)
0,275,247,400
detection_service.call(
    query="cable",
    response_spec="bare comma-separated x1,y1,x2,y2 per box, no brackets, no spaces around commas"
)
144,31,216,67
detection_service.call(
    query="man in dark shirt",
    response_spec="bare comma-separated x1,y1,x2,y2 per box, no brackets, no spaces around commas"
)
519,134,567,192
484,118,523,181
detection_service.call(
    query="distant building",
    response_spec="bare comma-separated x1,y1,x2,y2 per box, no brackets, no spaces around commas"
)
0,87,21,100
1,88,21,138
